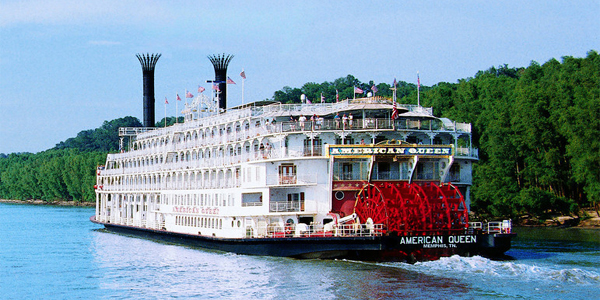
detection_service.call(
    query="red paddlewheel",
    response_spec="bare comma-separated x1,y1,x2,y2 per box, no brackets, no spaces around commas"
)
353,181,468,236
417,182,469,233
354,184,389,229
439,183,469,230
381,182,432,235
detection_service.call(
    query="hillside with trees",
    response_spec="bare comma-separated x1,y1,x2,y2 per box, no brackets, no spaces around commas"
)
0,51,598,222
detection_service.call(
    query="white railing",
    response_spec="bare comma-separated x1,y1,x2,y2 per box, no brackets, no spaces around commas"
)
468,220,512,234
269,201,303,212
265,173,318,186
256,222,384,238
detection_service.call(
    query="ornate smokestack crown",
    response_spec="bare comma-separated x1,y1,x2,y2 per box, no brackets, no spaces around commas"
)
136,53,161,127
137,53,161,71
208,53,233,111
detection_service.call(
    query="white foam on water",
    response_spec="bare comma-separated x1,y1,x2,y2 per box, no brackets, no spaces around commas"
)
382,255,600,286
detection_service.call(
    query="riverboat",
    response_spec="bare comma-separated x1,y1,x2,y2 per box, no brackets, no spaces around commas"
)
92,65,514,262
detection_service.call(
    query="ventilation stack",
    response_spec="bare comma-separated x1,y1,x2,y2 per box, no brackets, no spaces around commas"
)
136,53,161,127
208,54,234,111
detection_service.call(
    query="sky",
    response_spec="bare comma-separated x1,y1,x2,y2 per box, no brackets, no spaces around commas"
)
0,0,598,154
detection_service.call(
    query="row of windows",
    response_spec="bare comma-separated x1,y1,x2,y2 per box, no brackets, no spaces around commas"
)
109,138,272,170
175,215,223,229
133,119,264,151
163,193,234,207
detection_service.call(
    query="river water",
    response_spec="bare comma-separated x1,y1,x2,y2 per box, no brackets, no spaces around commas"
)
1,203,598,299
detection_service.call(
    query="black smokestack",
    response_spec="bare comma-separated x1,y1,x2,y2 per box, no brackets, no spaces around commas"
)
136,53,161,127
208,54,233,111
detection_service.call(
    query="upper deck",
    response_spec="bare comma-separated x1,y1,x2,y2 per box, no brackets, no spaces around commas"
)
101,97,477,181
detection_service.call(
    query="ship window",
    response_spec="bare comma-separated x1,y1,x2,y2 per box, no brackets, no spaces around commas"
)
415,159,440,181
333,158,369,181
242,193,262,207
303,138,322,156
279,164,297,184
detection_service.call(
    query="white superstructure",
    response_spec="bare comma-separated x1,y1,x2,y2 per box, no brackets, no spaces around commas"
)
95,95,478,240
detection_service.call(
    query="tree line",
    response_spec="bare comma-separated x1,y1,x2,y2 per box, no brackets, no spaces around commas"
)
0,51,597,221
0,116,181,202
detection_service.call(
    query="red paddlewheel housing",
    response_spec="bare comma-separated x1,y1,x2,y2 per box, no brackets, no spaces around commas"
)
354,181,469,235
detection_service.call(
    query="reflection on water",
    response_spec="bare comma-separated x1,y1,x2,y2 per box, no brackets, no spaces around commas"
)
90,230,470,299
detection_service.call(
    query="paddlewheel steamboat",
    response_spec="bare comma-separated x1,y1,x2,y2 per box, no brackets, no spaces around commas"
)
92,54,515,262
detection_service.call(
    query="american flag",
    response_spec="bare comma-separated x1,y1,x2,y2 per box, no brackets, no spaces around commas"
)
354,86,364,94
165,97,169,104
198,85,205,93
336,89,339,102
391,101,399,119
240,70,246,79
186,90,194,98
227,76,236,84
371,84,378,94
176,94,181,101
213,83,220,92
417,73,420,89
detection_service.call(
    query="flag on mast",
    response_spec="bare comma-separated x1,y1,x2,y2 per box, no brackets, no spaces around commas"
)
176,94,181,101
240,70,246,79
186,90,194,98
165,97,168,104
391,100,399,120
371,84,378,94
336,89,339,103
227,77,236,84
198,85,205,93
354,86,364,94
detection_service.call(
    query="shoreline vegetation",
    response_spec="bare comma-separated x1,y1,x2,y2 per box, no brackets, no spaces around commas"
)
1,199,597,228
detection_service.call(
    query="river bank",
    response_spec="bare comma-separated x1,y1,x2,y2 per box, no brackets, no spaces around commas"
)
515,208,600,228
0,199,95,207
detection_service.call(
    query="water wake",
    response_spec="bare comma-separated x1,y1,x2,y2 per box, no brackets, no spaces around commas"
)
384,255,600,285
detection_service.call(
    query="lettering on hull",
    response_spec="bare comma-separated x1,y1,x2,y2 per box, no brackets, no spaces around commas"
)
399,235,477,249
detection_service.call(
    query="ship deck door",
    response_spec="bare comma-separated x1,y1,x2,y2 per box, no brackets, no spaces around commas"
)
279,163,297,184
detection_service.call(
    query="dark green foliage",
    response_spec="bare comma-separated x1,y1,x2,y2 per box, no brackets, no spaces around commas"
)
0,149,106,202
271,75,401,104
0,117,141,202
415,51,599,220
54,116,142,152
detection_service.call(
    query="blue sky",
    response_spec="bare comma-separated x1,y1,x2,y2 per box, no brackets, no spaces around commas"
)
0,0,598,154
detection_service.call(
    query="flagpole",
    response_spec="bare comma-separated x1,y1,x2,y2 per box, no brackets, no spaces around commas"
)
164,97,167,128
417,72,420,107
175,92,178,124
241,69,245,105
